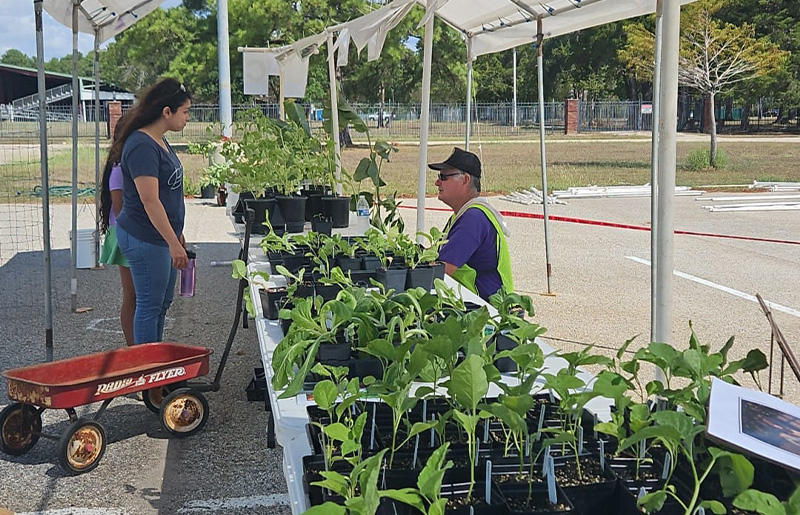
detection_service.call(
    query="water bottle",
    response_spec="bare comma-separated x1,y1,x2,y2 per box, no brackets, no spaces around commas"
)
356,195,370,233
179,249,197,297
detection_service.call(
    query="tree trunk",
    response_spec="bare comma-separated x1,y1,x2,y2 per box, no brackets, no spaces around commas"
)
709,92,718,167
740,102,750,131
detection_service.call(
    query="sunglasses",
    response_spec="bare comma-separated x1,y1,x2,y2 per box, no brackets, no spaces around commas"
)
174,83,186,95
437,172,463,181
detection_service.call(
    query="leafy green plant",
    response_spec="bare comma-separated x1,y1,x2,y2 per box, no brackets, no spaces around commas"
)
444,354,492,502
733,485,800,515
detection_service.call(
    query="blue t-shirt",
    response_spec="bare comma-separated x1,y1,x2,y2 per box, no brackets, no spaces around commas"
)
438,208,502,300
117,131,185,246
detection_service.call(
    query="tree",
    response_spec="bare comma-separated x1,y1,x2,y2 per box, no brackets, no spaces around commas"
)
678,2,785,165
620,1,786,166
1,49,35,68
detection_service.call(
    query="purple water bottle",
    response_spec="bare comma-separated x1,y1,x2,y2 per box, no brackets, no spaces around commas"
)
179,249,196,297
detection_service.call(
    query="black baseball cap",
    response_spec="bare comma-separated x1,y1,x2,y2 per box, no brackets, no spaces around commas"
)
428,147,481,178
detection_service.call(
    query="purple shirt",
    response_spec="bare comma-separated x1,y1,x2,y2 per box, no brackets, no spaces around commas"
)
438,208,502,300
108,164,123,227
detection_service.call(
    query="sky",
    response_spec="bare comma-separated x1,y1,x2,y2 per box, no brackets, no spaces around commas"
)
1,0,181,61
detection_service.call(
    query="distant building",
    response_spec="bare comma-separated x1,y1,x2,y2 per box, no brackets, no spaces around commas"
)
0,63,134,122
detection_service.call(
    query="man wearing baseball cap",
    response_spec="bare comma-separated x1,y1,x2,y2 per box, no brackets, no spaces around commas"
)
429,147,513,300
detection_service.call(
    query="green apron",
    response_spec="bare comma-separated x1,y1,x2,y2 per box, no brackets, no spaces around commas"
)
444,204,513,298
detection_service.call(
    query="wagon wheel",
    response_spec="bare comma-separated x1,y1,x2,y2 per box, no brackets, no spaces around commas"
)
160,388,209,438
142,381,188,414
57,418,106,474
0,403,42,456
142,388,165,414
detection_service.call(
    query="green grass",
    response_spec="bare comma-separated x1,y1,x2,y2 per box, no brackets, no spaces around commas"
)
1,138,798,202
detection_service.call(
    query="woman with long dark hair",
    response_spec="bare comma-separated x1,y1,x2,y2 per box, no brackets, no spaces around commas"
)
99,119,135,345
115,78,191,344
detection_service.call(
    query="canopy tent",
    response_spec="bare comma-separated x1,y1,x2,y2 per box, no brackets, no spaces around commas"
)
262,0,693,354
33,0,169,359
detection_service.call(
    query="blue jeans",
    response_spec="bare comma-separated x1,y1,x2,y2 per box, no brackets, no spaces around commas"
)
116,226,177,344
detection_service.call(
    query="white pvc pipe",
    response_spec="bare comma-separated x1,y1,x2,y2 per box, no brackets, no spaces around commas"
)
217,0,233,138
465,37,473,151
650,0,664,383
416,13,434,236
537,19,553,294
513,47,517,128
654,0,681,351
94,32,100,267
34,0,54,360
70,0,79,312
327,31,342,195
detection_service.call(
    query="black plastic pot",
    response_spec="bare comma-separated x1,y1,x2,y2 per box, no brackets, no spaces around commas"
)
304,192,325,221
494,332,518,373
316,342,351,364
361,254,381,272
281,252,311,275
406,264,436,291
347,356,383,381
440,480,508,515
322,195,351,228
432,261,446,282
200,184,216,199
335,256,361,272
232,192,255,223
259,287,287,320
243,197,277,235
311,217,333,236
376,267,408,294
276,195,307,234
314,283,340,302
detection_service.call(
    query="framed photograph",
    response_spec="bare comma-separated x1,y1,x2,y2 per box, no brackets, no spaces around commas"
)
707,377,800,472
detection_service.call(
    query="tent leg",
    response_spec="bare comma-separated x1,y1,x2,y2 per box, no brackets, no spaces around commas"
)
327,31,342,195
653,0,681,354
416,12,434,238
70,0,79,312
537,20,554,295
94,32,100,268
34,0,54,360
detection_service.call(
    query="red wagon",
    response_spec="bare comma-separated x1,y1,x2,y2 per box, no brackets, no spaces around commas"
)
0,342,213,474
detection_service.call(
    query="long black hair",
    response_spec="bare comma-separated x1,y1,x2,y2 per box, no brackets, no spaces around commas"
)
99,78,191,233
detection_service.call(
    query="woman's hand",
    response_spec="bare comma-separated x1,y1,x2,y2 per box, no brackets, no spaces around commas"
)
169,241,188,269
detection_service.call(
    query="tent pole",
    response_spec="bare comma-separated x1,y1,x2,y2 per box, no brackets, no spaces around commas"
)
217,0,233,139
34,0,54,361
70,0,80,312
327,31,342,195
416,12,434,237
650,0,664,383
94,32,100,268
513,47,517,128
537,19,554,294
465,37,472,151
654,0,680,355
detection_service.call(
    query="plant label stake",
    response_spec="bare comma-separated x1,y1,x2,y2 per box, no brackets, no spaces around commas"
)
475,438,481,463
638,486,647,499
542,446,552,476
577,426,584,455
599,439,605,470
430,414,435,447
549,391,555,403
483,420,490,443
485,461,492,504
422,399,427,422
593,413,598,439
413,434,420,469
546,456,557,505
536,405,546,440
661,452,671,480
695,508,706,515
639,439,646,460
370,404,377,449
525,434,531,457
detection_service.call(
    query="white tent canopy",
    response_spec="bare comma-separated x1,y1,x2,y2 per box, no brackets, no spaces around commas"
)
44,0,167,42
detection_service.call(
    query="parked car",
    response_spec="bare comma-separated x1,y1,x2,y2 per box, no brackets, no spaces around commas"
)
366,112,393,125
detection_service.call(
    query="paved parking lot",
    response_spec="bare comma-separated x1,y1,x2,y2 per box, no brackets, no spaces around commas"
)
1,191,798,513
